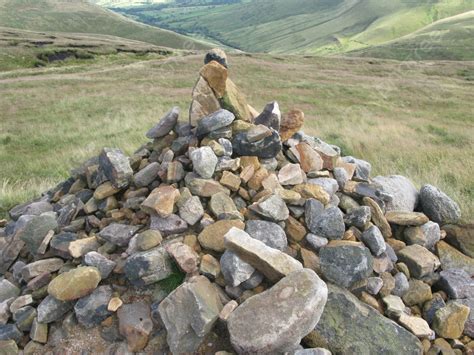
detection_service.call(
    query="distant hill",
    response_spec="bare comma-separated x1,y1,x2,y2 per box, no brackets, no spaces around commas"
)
0,0,211,50
347,11,474,61
90,0,170,7
113,0,474,57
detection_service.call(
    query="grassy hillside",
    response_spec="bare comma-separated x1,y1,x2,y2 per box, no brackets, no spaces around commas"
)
348,11,474,61
91,0,169,7
115,0,473,55
1,52,473,221
0,27,175,71
0,0,211,50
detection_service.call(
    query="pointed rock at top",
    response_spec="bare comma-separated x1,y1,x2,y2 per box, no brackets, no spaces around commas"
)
200,61,228,98
221,78,252,122
204,48,228,68
189,76,221,127
146,107,179,139
255,101,281,131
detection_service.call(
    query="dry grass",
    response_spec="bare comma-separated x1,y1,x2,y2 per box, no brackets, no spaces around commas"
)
1,53,473,221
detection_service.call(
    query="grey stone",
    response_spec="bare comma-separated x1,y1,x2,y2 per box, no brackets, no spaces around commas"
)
9,201,53,221
254,101,281,131
150,214,188,236
334,167,349,190
99,148,133,189
158,276,223,354
382,295,406,318
18,213,58,254
0,300,11,325
241,271,264,290
420,184,461,224
133,162,160,188
319,242,373,288
306,234,328,251
98,223,140,247
20,258,64,280
315,284,423,355
373,175,419,212
361,225,386,256
308,178,339,196
245,220,288,251
196,109,235,137
404,221,440,250
341,156,371,181
191,146,218,179
224,227,302,283
367,277,384,295
228,269,328,354
436,269,474,299
37,295,73,323
393,272,410,297
9,295,33,314
343,206,371,229
84,252,116,279
118,302,153,352
423,294,446,325
146,107,179,139
74,285,113,328
233,129,282,159
13,305,36,331
294,349,331,355
220,250,255,287
178,196,204,225
306,204,345,240
124,246,174,286
218,138,233,156
0,280,20,303
249,194,289,222
0,324,22,343
210,192,242,220
247,124,272,143
50,232,77,253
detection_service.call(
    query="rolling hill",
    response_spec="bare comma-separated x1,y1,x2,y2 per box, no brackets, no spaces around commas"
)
348,11,474,61
90,0,169,7
114,0,474,57
0,0,211,50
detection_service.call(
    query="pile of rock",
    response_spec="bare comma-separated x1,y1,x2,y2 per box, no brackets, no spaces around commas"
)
0,49,472,355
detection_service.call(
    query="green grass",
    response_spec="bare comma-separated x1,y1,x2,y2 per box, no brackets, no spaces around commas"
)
348,11,474,60
0,0,212,50
113,0,474,56
1,52,473,222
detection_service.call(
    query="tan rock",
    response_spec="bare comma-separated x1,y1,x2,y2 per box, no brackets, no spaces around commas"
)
166,242,199,274
385,211,429,226
200,254,221,280
277,189,302,204
286,216,307,242
224,227,303,282
118,302,153,352
296,142,323,173
68,236,100,258
247,104,259,121
200,61,228,98
363,197,392,238
220,171,241,192
221,78,251,122
360,291,383,313
141,185,180,218
293,184,330,205
280,110,304,141
232,120,253,134
94,181,120,200
398,314,433,338
300,247,320,274
108,297,123,312
198,220,245,252
436,241,474,275
278,163,304,185
189,76,221,126
248,168,269,191
335,159,356,180
48,267,101,301
397,244,440,279
433,302,470,339
262,173,282,192
240,156,260,171
240,165,255,184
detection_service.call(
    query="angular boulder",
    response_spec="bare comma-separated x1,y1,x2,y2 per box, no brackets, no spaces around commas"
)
314,284,423,354
227,269,328,354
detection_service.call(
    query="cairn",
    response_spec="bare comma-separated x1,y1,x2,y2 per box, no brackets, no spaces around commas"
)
0,50,471,355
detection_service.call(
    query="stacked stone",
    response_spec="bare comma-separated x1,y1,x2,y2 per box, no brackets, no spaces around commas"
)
0,50,471,355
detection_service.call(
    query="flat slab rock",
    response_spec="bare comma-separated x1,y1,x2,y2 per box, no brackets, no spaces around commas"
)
227,269,328,354
314,284,423,355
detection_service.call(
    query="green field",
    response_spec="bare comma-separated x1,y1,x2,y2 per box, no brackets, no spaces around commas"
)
114,0,474,58
1,50,473,221
348,11,474,61
0,0,211,50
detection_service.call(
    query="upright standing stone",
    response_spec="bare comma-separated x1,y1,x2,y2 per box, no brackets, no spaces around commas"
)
99,148,133,189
